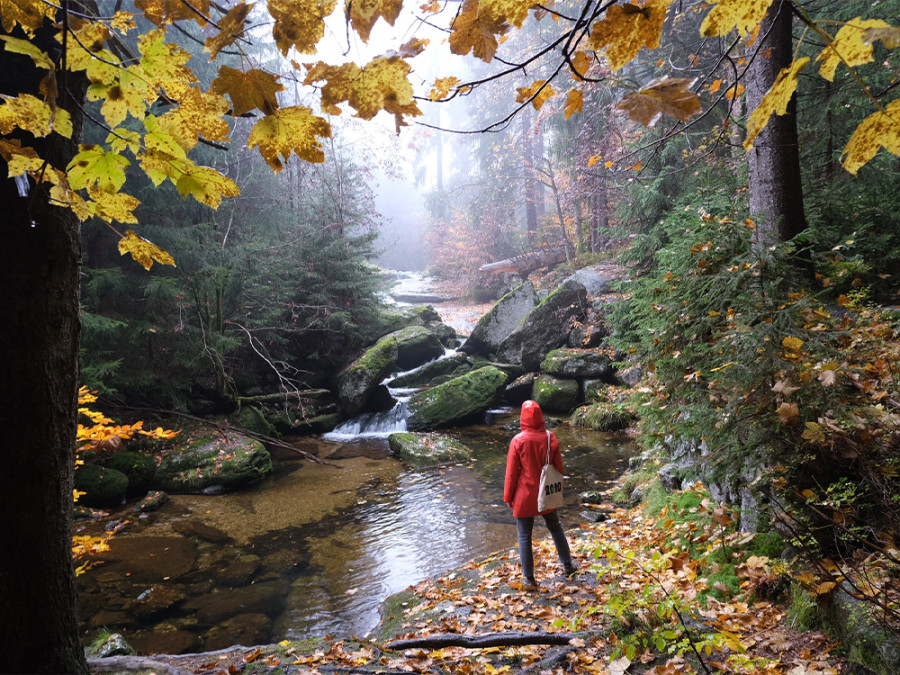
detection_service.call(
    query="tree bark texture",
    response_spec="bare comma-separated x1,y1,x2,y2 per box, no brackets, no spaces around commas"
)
0,16,91,675
745,0,807,247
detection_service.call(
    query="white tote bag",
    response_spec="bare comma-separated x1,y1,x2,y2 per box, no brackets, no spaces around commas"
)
537,430,564,511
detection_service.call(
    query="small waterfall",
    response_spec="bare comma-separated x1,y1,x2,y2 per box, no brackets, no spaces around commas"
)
323,402,409,440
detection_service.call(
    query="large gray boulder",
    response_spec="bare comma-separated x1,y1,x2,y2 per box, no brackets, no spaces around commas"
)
406,366,509,431
462,282,537,356
541,348,614,380
564,269,612,296
337,335,399,416
388,432,473,466
495,280,588,370
389,325,445,370
155,430,273,493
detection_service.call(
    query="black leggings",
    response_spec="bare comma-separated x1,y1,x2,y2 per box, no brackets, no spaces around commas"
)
515,510,573,580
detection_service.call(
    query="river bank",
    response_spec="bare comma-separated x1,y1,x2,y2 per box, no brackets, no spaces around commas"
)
89,475,858,675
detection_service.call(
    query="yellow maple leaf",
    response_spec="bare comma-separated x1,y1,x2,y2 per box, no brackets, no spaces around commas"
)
174,164,240,209
743,57,809,150
589,0,672,72
0,35,54,70
0,93,73,138
62,16,115,73
0,0,55,35
817,18,893,82
841,98,900,174
570,50,591,79
106,128,143,156
205,1,253,59
304,56,422,129
448,0,510,63
480,0,537,30
88,185,141,224
616,77,701,127
86,67,153,128
248,105,332,171
429,76,461,101
516,80,555,110
67,144,131,193
212,66,284,116
110,10,137,33
118,230,176,270
270,0,337,55
781,336,805,353
801,422,826,444
564,89,583,119
0,138,42,177
349,0,404,43
137,148,184,186
138,29,196,91
135,0,210,27
700,0,773,38
159,85,231,150
777,401,799,426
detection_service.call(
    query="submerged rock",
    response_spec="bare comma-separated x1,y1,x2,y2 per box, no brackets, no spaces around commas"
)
406,366,508,431
388,432,474,466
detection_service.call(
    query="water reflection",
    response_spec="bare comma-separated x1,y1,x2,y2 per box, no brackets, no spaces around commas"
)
76,415,635,653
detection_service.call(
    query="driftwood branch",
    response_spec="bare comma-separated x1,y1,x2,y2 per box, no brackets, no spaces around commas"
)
479,247,567,277
88,655,193,675
384,631,581,651
236,390,331,404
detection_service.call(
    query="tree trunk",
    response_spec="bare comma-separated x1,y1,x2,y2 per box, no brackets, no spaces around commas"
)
521,110,539,245
745,1,807,247
0,17,91,675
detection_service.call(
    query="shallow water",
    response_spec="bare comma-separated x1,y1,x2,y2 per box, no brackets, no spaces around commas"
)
75,411,636,653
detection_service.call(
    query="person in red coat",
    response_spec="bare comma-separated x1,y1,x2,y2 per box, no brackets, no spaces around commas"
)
504,400,577,589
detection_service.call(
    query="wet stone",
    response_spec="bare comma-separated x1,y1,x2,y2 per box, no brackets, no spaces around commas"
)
125,584,187,618
88,609,134,630
173,519,232,543
127,628,201,656
95,536,198,584
213,558,260,587
204,613,272,652
189,581,286,624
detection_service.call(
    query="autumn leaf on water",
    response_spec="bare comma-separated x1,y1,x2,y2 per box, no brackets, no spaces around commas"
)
564,89,583,119
816,18,893,82
118,229,176,270
588,0,672,72
248,105,332,171
448,0,510,63
616,77,701,127
744,57,809,150
269,0,337,55
212,66,284,116
205,1,253,59
348,0,404,43
516,80,555,111
700,0,773,38
841,98,900,174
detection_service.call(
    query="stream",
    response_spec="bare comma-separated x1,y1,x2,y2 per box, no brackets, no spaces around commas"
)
75,273,637,655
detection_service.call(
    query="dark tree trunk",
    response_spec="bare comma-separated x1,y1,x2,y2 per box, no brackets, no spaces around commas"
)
521,110,539,245
0,18,90,675
745,1,807,247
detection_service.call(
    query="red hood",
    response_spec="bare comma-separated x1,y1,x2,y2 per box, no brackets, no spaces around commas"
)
520,400,546,432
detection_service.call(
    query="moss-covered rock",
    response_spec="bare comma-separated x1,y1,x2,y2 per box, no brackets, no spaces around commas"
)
74,464,129,507
541,348,613,379
337,335,399,416
570,402,634,431
155,430,272,493
406,366,509,431
388,432,473,466
462,282,537,357
532,374,580,413
388,325,445,370
102,451,157,494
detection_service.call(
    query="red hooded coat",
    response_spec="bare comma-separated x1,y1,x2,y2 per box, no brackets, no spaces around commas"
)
504,400,563,518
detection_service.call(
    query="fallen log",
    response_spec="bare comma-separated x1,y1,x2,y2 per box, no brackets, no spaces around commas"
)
384,630,580,650
479,247,567,277
88,656,192,675
236,390,331,404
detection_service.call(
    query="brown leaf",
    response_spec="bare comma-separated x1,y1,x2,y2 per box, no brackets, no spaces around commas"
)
616,77,701,127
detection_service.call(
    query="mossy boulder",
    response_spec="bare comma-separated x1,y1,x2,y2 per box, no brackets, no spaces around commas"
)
388,325,445,370
389,353,472,388
155,430,272,493
541,348,613,379
337,335,399,416
388,432,473,466
570,402,634,431
496,280,588,370
505,372,538,405
406,366,509,431
462,282,537,356
532,374,580,413
102,451,157,494
74,464,129,507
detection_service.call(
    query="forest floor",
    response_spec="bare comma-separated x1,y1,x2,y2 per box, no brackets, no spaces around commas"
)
92,488,861,675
